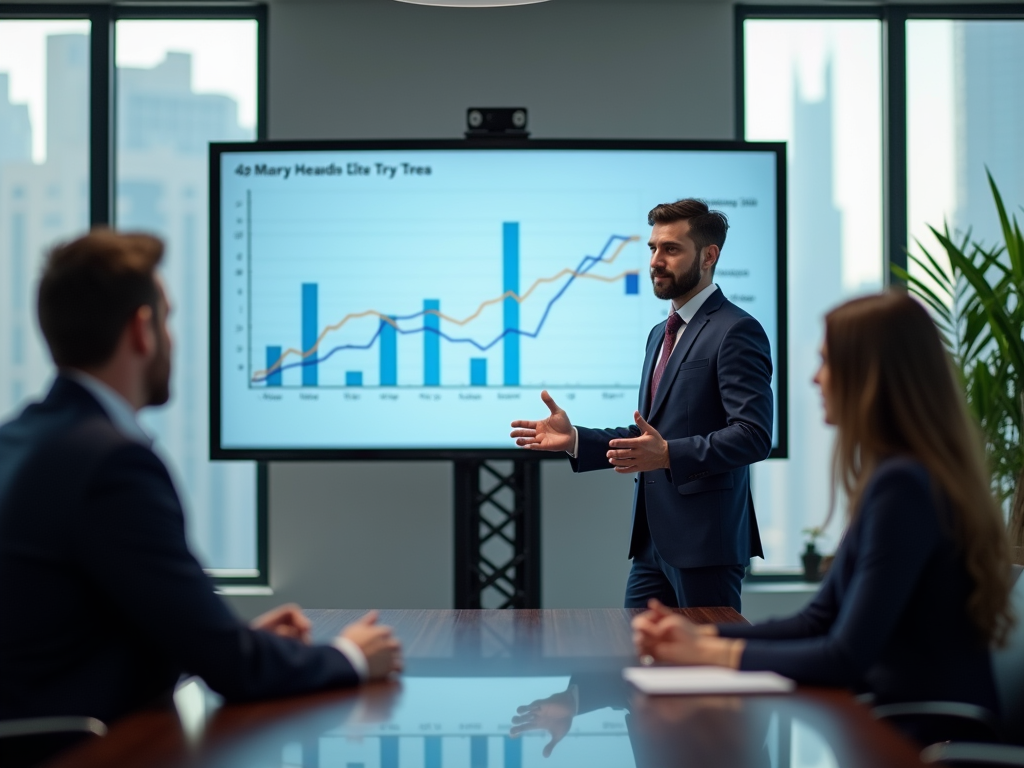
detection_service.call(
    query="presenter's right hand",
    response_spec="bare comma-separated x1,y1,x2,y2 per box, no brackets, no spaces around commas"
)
340,611,404,680
510,390,574,452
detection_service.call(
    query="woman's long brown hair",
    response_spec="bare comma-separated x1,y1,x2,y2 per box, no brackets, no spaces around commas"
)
825,291,1014,645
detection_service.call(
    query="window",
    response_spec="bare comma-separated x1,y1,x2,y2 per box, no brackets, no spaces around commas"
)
115,19,259,576
743,18,884,571
0,7,266,584
0,20,90,420
907,20,1024,265
740,5,1024,575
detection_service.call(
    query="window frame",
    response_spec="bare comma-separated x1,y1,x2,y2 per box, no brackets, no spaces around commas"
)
736,2,1024,581
0,2,270,587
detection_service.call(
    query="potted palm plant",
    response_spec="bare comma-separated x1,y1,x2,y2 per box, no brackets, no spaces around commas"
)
892,171,1024,563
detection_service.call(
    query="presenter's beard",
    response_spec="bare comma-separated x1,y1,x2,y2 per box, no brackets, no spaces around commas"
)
651,254,702,300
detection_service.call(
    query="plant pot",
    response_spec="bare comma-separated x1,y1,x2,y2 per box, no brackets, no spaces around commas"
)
802,544,823,582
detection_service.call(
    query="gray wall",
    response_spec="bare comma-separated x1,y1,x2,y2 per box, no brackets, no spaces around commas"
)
227,0,740,620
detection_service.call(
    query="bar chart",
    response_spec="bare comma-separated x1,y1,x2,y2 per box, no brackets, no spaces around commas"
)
251,222,642,390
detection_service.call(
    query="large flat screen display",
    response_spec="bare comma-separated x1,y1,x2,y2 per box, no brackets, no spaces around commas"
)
211,140,786,459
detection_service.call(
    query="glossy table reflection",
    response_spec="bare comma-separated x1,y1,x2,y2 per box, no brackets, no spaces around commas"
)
47,609,925,768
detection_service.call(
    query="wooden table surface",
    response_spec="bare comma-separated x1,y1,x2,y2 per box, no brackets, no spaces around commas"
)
47,608,925,768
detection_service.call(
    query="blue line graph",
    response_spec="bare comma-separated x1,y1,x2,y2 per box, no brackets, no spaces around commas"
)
252,233,636,383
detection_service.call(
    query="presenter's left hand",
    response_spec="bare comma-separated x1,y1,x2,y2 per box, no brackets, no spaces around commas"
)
252,603,313,644
606,412,670,473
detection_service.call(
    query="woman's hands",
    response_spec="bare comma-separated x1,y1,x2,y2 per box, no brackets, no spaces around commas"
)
632,600,743,669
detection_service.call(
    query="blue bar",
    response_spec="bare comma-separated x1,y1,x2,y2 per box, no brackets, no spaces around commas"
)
265,346,282,387
346,371,363,386
625,272,639,295
424,299,440,386
380,736,398,768
470,736,488,768
503,222,520,386
347,765,364,768
470,358,487,386
302,283,318,387
504,737,522,768
380,316,397,386
425,736,441,768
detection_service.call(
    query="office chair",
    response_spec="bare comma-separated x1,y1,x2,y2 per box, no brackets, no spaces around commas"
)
0,716,107,768
874,563,1024,750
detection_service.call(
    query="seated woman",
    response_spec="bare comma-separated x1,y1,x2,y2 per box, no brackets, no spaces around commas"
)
633,291,1014,711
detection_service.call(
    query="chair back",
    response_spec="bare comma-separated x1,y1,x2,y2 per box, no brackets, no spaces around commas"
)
0,716,106,768
993,565,1024,744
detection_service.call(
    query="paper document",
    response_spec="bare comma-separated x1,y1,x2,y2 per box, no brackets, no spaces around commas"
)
623,666,795,695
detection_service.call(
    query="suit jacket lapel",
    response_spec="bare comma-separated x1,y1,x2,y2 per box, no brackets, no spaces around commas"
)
638,322,665,418
647,289,726,422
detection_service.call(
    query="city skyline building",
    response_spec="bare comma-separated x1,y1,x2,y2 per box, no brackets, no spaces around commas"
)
953,21,1024,246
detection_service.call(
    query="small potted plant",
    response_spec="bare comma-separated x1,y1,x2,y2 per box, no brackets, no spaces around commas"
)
801,526,825,582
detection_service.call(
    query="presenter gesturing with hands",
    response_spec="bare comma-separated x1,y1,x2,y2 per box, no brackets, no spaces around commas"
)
511,394,670,473
510,199,773,612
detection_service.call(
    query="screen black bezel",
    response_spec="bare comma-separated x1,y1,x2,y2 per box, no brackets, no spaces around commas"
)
210,138,788,461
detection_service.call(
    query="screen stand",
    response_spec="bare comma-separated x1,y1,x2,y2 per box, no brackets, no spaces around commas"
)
453,459,541,608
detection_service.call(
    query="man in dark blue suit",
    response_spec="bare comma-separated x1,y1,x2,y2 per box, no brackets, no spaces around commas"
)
0,230,402,731
511,199,772,610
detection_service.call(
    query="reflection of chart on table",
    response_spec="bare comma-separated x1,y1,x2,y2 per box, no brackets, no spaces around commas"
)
287,733,635,768
249,216,644,391
215,145,782,452
282,677,635,768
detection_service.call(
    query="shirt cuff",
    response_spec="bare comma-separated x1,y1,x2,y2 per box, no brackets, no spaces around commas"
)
332,636,369,681
566,427,579,459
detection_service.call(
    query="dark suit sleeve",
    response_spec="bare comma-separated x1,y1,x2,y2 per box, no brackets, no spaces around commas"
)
666,316,773,483
717,571,839,640
721,466,940,687
73,443,360,701
569,424,641,472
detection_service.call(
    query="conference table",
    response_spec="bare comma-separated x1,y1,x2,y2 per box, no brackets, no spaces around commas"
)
49,608,926,768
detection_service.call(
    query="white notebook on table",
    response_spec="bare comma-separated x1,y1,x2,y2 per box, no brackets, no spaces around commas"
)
623,666,795,695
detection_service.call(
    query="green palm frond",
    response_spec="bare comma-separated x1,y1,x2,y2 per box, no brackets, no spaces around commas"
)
895,171,1024,508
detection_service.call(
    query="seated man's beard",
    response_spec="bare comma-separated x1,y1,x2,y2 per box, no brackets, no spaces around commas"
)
651,254,702,300
145,339,171,407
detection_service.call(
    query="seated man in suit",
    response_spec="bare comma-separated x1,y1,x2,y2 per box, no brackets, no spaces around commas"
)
0,229,402,730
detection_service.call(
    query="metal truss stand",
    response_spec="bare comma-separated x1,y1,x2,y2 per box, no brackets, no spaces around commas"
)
454,458,541,609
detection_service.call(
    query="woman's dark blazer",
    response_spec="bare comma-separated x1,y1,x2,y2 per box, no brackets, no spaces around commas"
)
719,457,998,712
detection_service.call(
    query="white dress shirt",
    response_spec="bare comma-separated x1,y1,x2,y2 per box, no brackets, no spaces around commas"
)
65,370,371,680
568,284,719,458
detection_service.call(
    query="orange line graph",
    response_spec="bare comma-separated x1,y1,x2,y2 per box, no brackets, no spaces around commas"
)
253,235,641,381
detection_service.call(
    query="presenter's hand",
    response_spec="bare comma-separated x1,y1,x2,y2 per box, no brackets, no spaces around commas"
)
510,390,574,452
341,611,404,680
252,603,313,644
606,412,670,473
510,688,576,758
